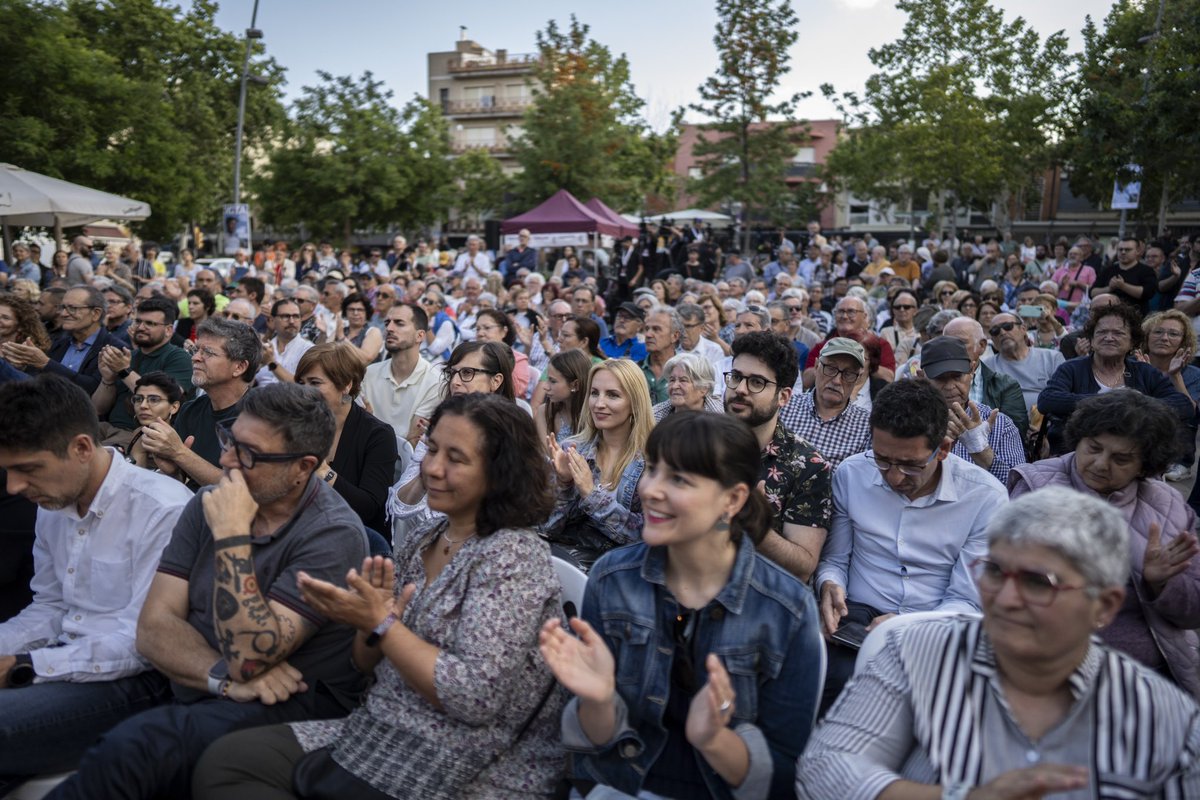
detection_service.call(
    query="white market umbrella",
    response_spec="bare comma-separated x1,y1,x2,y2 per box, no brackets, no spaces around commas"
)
643,207,734,225
0,163,151,228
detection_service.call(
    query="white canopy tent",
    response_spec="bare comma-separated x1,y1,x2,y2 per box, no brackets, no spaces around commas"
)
641,208,734,227
0,163,151,257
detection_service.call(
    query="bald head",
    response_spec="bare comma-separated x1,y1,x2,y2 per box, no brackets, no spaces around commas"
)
943,317,987,365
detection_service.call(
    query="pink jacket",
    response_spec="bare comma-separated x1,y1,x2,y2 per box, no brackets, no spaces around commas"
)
1009,454,1200,697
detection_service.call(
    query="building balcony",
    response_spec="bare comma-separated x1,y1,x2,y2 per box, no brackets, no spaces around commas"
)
447,52,538,75
450,140,511,155
442,97,532,118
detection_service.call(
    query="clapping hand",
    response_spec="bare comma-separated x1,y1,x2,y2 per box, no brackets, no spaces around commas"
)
1168,348,1194,375
539,617,615,705
1142,523,1199,596
565,447,596,497
546,435,575,485
685,654,736,748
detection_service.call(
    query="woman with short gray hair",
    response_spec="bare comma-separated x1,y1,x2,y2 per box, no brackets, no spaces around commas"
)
652,352,722,422
799,486,1200,798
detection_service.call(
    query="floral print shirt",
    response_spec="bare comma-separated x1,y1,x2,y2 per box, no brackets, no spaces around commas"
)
761,421,833,534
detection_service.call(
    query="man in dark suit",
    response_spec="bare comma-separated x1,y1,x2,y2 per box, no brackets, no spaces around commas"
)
0,285,116,393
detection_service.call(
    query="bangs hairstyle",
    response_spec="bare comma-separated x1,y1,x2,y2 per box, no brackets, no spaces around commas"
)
444,340,516,401
646,412,773,545
426,393,554,536
569,359,654,488
296,341,368,398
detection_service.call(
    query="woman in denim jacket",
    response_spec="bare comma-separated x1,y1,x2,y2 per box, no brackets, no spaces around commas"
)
543,360,654,570
541,412,824,799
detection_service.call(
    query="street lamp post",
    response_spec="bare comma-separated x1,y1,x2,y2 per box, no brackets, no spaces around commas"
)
232,0,262,206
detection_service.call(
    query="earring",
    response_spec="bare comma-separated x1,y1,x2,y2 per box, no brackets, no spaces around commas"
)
715,512,731,532
342,394,352,405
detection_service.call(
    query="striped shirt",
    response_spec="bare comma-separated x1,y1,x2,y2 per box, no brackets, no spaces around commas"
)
797,616,1200,799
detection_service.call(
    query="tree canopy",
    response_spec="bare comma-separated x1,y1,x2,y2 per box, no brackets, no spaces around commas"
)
509,16,677,213
253,73,452,245
688,0,816,250
821,0,1070,233
0,0,286,241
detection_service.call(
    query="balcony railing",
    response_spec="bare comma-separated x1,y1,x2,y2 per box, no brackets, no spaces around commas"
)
448,53,538,73
442,97,532,116
450,140,510,154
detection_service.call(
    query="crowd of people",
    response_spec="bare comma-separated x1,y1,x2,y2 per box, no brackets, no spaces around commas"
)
0,222,1199,799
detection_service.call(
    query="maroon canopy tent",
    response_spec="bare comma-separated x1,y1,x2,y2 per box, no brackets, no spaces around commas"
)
501,189,624,246
584,197,639,238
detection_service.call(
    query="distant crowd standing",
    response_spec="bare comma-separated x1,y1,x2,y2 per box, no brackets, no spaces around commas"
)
0,221,1199,799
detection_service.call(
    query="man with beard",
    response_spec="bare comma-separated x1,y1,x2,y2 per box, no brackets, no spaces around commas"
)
361,303,441,446
140,317,259,487
52,383,369,799
780,337,872,468
92,296,195,437
983,311,1064,417
255,299,313,387
0,376,191,794
723,330,831,583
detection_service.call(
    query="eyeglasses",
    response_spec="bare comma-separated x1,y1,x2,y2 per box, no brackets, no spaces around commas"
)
216,423,316,470
474,324,502,335
194,346,227,361
60,304,98,316
940,290,955,297
549,312,572,321
1149,328,1183,340
865,448,937,477
443,366,496,383
819,362,863,384
970,559,1087,606
131,394,168,406
785,304,802,313
273,312,301,321
723,370,776,394
834,308,863,317
131,318,168,329
989,322,1018,336
892,304,917,311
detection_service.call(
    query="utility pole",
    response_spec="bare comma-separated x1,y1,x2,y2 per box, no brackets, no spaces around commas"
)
232,0,263,206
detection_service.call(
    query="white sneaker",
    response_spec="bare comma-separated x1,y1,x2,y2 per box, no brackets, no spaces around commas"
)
1165,464,1193,482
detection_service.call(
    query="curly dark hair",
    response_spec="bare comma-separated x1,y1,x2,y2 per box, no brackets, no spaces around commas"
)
646,412,773,545
1083,302,1144,352
870,378,948,450
343,292,373,316
0,294,51,351
730,331,798,393
1065,391,1179,478
426,393,554,537
186,287,216,318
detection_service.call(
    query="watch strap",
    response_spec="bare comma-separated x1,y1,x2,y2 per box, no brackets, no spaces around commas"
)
116,367,132,380
364,611,398,647
207,659,230,695
9,653,35,687
268,361,278,371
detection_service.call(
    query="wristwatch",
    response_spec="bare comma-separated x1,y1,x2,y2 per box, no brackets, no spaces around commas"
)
267,361,278,372
942,783,972,800
322,468,336,483
8,654,35,688
365,612,399,647
115,367,132,380
207,659,230,696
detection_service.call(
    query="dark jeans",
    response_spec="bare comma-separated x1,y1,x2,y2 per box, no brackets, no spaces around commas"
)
819,600,883,718
0,670,171,777
46,681,356,800
192,724,304,800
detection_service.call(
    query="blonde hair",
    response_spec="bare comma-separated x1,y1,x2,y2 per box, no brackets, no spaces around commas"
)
1143,309,1198,355
569,359,653,487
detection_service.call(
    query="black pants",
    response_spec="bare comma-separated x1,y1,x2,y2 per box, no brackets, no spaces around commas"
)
193,724,304,800
45,684,355,800
819,600,883,718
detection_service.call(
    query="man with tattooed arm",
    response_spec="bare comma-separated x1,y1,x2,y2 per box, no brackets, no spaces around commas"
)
50,383,370,799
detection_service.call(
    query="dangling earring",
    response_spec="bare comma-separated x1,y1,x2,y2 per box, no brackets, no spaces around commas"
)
715,512,731,532
342,394,352,405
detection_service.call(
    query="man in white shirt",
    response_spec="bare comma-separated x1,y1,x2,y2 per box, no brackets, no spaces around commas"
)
675,302,724,373
361,303,442,446
451,235,493,281
0,375,191,785
257,299,314,386
816,377,1006,712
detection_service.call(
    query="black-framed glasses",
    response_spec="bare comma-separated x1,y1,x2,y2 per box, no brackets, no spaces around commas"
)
865,448,937,477
131,394,168,406
819,362,863,384
131,318,168,329
892,304,917,311
989,322,1018,336
443,366,496,383
970,558,1088,606
723,370,776,394
60,304,99,316
216,423,316,470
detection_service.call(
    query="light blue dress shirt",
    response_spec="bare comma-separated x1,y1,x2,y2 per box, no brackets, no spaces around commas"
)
816,451,1008,615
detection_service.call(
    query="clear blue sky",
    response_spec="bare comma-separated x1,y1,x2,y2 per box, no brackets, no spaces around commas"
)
213,0,1115,129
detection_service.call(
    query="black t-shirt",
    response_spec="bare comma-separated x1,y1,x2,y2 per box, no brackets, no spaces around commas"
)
1096,261,1158,315
173,392,244,468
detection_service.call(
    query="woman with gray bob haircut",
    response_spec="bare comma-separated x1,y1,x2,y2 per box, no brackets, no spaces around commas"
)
651,352,722,422
798,486,1200,799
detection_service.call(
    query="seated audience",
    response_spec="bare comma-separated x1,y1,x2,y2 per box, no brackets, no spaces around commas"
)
536,349,592,446
0,376,191,790
123,372,184,468
542,412,823,799
779,337,872,468
194,393,566,799
1,285,117,393
798,488,1200,798
51,383,370,799
652,351,723,422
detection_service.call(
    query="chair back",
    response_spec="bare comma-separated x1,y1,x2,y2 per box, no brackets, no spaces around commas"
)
854,611,981,674
551,554,588,619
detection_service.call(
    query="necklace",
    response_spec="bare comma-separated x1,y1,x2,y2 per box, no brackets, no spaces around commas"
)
440,527,476,555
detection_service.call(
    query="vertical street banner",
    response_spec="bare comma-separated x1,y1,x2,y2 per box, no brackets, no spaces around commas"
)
222,204,251,255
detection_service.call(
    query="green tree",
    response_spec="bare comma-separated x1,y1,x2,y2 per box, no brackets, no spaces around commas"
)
821,0,1070,237
0,0,286,242
253,73,452,245
1061,0,1200,235
510,16,677,212
688,0,814,253
452,149,511,231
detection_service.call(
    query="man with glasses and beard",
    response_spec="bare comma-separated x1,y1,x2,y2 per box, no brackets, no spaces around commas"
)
0,286,116,394
92,296,195,443
815,378,1006,713
256,299,314,387
139,317,259,487
52,383,369,800
723,331,831,583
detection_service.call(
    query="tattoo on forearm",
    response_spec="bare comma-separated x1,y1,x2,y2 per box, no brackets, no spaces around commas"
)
240,659,267,681
216,588,239,621
218,628,240,662
241,596,271,626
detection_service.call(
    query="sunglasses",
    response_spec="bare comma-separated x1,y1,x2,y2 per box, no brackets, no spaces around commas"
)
989,322,1018,336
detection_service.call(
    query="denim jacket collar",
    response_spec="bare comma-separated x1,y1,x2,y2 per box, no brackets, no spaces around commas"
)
639,534,756,615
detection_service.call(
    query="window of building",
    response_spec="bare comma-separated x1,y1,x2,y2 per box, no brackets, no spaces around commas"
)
793,147,816,164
